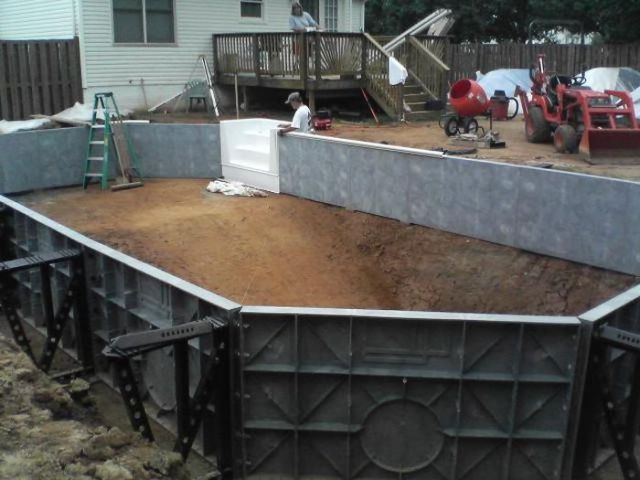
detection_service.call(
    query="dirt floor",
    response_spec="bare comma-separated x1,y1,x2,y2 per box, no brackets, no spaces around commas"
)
17,179,637,315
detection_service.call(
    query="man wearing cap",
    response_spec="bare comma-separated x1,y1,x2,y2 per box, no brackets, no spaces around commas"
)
278,92,312,136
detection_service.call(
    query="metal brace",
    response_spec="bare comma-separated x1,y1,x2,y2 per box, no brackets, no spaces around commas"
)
102,317,229,465
0,249,92,374
592,324,640,480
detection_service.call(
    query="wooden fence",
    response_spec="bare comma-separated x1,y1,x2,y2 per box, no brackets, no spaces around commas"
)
446,43,640,83
0,38,82,121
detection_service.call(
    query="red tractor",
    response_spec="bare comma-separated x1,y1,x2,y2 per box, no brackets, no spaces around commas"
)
516,54,640,163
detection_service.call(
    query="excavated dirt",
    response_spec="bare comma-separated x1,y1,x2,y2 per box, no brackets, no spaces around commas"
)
18,179,637,315
0,333,191,480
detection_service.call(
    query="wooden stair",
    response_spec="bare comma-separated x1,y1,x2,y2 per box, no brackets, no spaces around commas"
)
402,82,438,121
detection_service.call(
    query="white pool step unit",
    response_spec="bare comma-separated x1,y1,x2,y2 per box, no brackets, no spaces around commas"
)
220,119,281,193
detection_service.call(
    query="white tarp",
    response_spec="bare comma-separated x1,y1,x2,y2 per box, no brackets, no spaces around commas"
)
52,101,133,124
389,57,408,86
475,67,640,118
206,180,267,197
0,118,51,134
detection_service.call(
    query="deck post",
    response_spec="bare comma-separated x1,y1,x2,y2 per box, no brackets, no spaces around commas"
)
314,31,321,81
252,34,260,80
242,86,249,111
308,90,316,113
361,34,367,79
211,35,219,79
300,33,308,89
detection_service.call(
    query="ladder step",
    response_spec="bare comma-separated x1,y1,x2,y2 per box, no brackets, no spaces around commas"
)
90,141,104,145
91,125,105,129
87,157,104,161
84,173,103,178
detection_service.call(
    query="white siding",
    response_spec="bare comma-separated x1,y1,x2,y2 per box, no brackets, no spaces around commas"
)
351,0,364,32
0,0,75,40
80,0,360,110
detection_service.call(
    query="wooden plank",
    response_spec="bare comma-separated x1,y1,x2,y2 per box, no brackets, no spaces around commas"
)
17,43,31,118
28,42,42,115
60,40,71,108
7,43,21,119
69,37,82,103
49,41,62,113
0,43,9,120
39,42,51,115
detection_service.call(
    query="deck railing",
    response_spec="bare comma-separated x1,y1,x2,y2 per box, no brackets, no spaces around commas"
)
213,32,411,119
361,33,403,118
213,32,364,81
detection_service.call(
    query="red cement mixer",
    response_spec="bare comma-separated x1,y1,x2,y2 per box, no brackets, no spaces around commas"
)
440,79,518,136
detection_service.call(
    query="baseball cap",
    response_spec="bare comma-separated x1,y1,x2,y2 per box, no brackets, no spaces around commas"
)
285,92,302,104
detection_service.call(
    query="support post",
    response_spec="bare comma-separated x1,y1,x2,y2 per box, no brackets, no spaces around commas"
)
314,31,321,81
300,33,308,88
252,34,260,80
211,35,219,79
174,340,191,452
39,263,54,334
242,86,249,112
308,90,316,113
71,254,94,370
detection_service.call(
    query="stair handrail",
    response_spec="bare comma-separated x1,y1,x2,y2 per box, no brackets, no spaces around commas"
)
383,9,452,53
407,35,450,73
402,35,450,102
362,32,403,120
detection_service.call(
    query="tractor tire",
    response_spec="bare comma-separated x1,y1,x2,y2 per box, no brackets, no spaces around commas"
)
553,124,578,153
526,106,551,143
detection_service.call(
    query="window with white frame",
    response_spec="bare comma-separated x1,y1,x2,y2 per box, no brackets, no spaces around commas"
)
324,0,338,31
241,0,263,18
113,0,175,43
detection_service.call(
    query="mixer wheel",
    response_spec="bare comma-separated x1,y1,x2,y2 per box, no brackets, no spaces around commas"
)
463,118,479,134
443,116,460,137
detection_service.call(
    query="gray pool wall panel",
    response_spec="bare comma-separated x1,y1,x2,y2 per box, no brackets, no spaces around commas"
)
279,134,640,276
0,124,221,195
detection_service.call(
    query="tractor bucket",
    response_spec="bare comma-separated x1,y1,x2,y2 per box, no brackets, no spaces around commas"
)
579,128,640,164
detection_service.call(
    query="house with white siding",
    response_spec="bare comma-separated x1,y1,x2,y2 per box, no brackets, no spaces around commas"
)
0,0,367,111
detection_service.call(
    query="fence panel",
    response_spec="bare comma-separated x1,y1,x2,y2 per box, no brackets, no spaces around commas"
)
0,38,82,120
447,43,640,82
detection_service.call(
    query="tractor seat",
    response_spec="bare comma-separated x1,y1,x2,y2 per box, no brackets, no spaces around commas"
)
549,75,572,91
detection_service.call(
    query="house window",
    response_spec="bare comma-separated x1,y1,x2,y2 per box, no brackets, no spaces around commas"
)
113,0,175,44
241,0,262,18
324,0,338,31
301,0,319,23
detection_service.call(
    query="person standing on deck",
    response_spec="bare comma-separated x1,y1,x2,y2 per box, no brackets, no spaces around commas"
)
289,2,319,32
278,92,312,135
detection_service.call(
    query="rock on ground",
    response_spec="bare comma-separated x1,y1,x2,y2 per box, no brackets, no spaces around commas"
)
0,333,191,480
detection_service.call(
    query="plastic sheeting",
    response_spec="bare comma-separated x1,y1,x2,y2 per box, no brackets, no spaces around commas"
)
475,67,640,118
52,102,133,124
0,118,51,135
389,57,409,86
206,179,267,197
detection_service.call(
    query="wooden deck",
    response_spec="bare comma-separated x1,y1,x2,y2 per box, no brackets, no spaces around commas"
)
212,32,449,119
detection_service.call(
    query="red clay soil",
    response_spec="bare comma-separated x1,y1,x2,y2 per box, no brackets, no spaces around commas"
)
19,179,637,315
